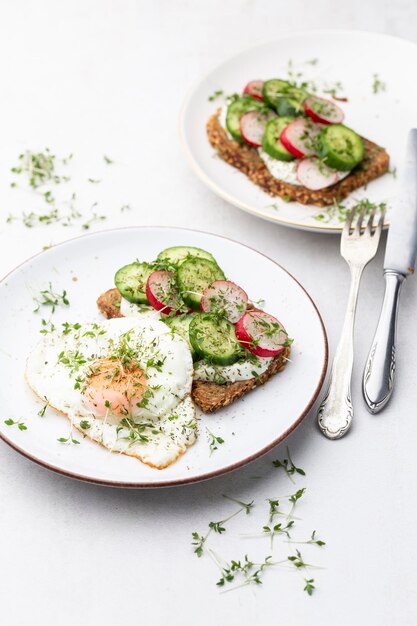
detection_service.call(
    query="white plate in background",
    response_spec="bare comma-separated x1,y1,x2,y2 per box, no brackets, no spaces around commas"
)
180,30,414,232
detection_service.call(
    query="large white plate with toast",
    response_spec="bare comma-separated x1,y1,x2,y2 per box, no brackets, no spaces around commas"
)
0,227,327,487
180,30,417,233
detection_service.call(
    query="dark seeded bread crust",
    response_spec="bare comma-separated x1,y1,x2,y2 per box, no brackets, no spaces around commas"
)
96,288,290,413
96,288,123,319
191,347,290,413
207,110,389,206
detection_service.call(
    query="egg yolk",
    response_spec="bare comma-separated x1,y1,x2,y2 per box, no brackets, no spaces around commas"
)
83,357,148,419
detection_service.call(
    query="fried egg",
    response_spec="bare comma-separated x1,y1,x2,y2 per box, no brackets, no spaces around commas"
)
26,316,197,469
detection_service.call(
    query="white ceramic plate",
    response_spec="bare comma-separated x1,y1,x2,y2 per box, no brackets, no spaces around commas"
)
0,227,327,487
180,30,416,233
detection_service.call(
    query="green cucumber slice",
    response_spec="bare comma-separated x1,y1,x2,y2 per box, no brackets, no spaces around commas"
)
262,80,308,116
262,116,295,161
114,262,153,304
157,246,216,266
262,79,291,108
189,313,242,365
177,258,225,310
164,314,198,361
317,124,364,171
226,96,265,142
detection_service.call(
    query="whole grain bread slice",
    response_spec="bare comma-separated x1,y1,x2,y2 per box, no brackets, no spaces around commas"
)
96,288,290,413
207,110,389,207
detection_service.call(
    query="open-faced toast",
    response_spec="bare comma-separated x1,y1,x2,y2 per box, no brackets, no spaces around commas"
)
207,110,389,207
97,288,290,413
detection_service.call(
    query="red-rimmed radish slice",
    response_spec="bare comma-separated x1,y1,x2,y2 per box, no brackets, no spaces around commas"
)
243,80,264,101
146,270,184,315
235,310,288,357
280,118,322,158
200,280,248,323
296,157,345,190
304,96,344,125
240,110,276,147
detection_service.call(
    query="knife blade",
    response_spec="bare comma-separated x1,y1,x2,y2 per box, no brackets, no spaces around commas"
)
384,128,417,274
363,129,417,413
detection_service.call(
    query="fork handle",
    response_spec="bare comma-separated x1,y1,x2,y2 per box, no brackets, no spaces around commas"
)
318,265,363,439
362,271,405,414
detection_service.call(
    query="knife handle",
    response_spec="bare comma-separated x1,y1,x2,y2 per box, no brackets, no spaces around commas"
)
362,271,405,414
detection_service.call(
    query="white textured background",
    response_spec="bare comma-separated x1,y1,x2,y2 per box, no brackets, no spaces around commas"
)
1,2,416,625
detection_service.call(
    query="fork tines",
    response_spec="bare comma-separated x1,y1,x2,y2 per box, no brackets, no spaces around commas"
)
344,205,386,238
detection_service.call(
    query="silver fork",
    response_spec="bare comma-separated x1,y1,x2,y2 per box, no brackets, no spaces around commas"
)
317,206,385,439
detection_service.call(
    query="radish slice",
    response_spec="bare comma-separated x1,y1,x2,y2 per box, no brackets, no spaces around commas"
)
235,310,288,357
200,280,248,323
146,270,184,315
280,118,323,158
240,110,276,147
304,96,344,125
243,80,264,101
296,157,346,190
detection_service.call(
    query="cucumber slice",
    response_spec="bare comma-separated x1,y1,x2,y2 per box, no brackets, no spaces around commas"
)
114,262,153,304
177,258,226,310
262,117,296,161
262,79,291,108
317,124,364,171
189,313,242,366
157,246,216,266
164,314,198,360
262,80,308,116
226,96,265,142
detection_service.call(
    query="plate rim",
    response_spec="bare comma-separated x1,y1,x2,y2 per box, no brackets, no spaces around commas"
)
0,225,329,488
178,28,414,233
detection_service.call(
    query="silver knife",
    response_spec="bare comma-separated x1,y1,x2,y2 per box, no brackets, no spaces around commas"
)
363,129,417,413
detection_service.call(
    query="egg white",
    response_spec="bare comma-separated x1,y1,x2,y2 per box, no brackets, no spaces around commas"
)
117,303,271,382
26,316,197,469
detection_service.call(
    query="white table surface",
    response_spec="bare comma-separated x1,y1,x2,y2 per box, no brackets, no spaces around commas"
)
1,1,416,624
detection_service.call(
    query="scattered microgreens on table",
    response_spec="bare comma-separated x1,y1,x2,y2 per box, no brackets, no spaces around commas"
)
191,449,325,595
272,445,305,482
7,149,110,231
4,418,27,431
192,496,254,558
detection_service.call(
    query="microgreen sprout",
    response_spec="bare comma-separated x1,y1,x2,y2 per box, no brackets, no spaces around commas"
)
272,446,305,482
33,284,69,314
213,552,275,590
57,430,80,445
11,148,70,189
372,73,386,94
192,498,253,557
40,319,56,334
37,398,50,417
304,578,316,596
4,418,27,431
286,530,326,547
206,427,225,455
208,89,224,102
